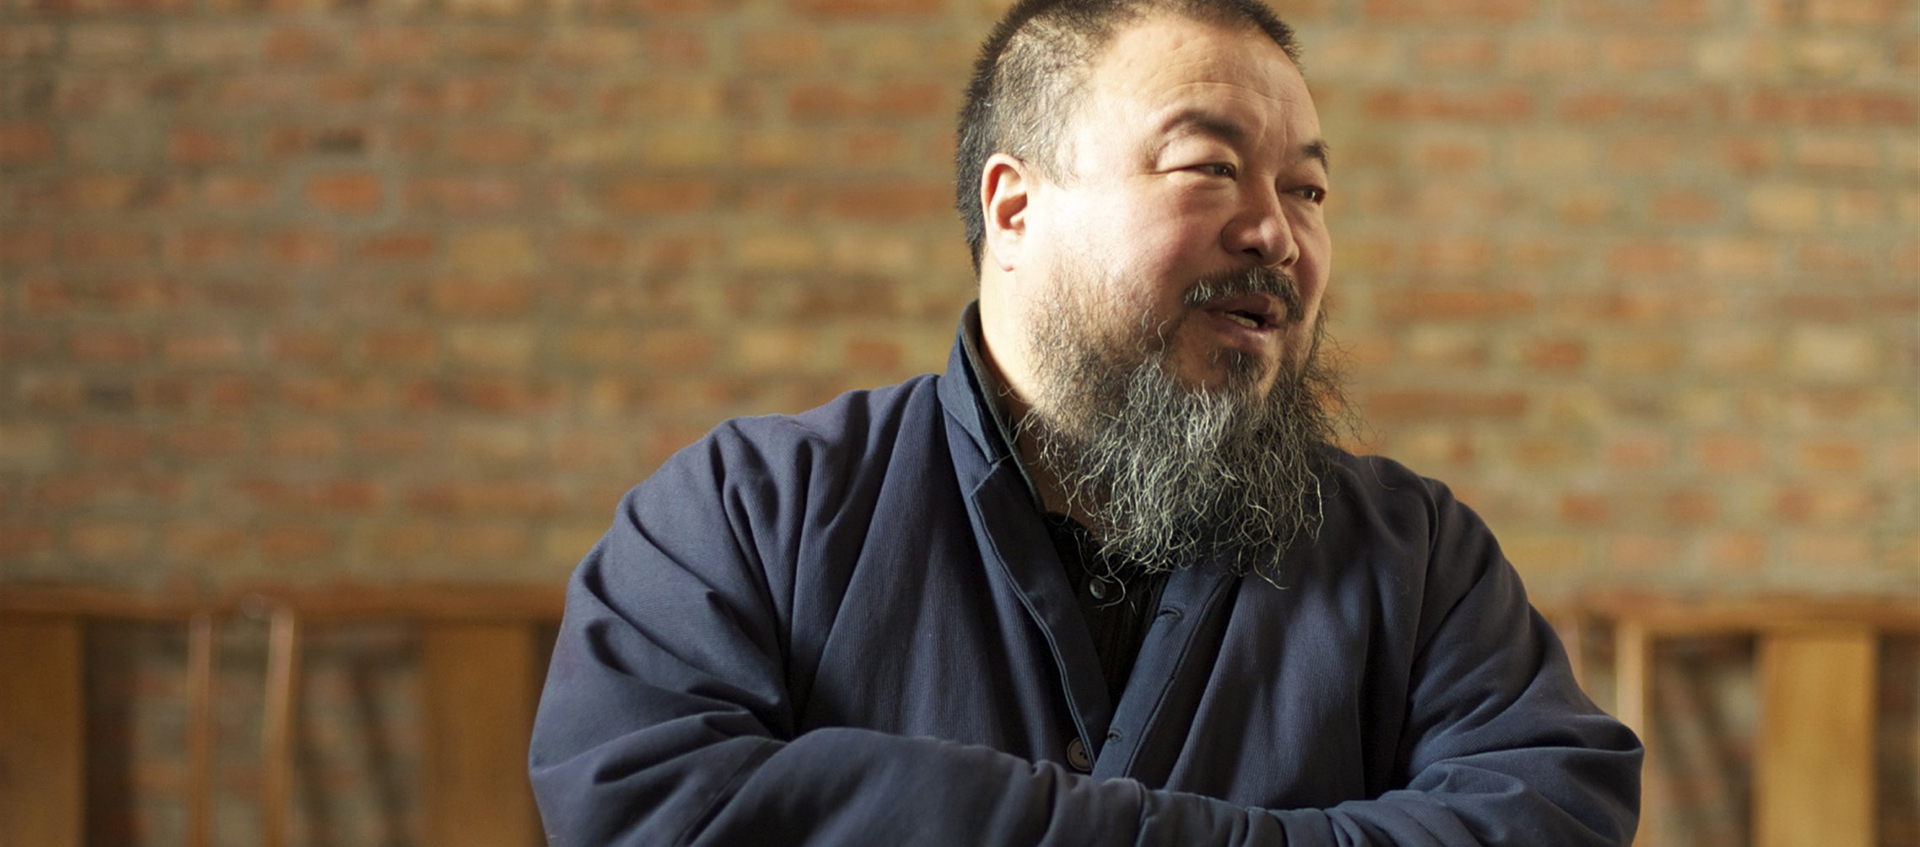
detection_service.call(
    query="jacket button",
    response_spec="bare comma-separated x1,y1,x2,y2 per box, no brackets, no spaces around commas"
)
1065,737,1093,772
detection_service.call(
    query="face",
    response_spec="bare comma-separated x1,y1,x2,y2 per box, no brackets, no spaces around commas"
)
1019,14,1332,401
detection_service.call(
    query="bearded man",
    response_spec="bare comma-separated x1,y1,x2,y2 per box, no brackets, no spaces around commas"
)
529,0,1642,844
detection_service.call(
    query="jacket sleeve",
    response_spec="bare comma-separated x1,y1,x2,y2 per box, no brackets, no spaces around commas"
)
1262,474,1642,846
528,427,1286,847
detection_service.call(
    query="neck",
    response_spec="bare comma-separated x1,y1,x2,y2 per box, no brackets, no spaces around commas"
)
973,296,1097,525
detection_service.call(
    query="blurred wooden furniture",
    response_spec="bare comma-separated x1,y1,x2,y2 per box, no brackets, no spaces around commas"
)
1546,592,1920,847
0,583,564,847
4,586,1915,846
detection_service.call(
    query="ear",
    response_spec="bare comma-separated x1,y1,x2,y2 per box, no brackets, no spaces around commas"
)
980,153,1031,273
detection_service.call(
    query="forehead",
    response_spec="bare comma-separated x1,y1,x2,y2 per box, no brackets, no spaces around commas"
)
1080,14,1318,140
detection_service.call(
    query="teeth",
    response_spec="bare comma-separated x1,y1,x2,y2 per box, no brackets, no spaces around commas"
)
1224,312,1259,329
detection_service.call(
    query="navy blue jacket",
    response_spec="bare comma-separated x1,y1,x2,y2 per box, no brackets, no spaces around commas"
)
530,326,1642,846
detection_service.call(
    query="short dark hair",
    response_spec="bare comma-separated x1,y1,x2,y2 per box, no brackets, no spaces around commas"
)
954,0,1302,275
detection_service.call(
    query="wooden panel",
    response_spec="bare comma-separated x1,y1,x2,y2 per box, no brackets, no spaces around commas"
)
1612,620,1658,847
420,623,541,847
186,615,217,847
0,616,85,847
1755,628,1876,847
261,609,301,847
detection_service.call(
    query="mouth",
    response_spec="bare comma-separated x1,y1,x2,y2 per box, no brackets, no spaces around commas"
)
1202,294,1283,332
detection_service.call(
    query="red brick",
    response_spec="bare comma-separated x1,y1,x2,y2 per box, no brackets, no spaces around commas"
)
356,26,440,65
597,177,721,215
59,230,150,265
1560,492,1611,526
305,172,383,214
1650,190,1724,226
741,29,825,72
446,126,541,164
1378,288,1534,322
821,181,949,220
0,521,57,561
404,479,567,517
1774,486,1884,525
260,524,338,560
1363,0,1533,20
1608,534,1684,574
156,229,240,268
1,329,61,360
201,176,276,209
1604,433,1673,470
1566,0,1709,25
446,29,537,64
162,523,249,563
167,128,237,166
1605,239,1693,276
268,329,341,365
163,329,247,365
404,177,524,215
1704,533,1766,576
1364,86,1534,122
791,0,941,16
427,278,535,317
0,123,57,164
360,231,439,263
263,231,338,266
1695,433,1769,472
0,228,56,265
162,423,247,458
550,230,628,269
789,82,951,119
263,423,344,461
1662,491,1718,526
1410,36,1500,70
69,520,150,561
67,424,151,463
351,424,432,458
1521,339,1586,372
1746,88,1920,126
1794,439,1867,473
70,326,150,363
360,327,441,367
1364,390,1528,420
364,521,440,563
445,522,531,561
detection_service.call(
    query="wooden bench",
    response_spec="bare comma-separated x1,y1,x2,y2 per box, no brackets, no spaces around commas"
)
3,586,1914,846
1546,593,1919,847
0,583,563,847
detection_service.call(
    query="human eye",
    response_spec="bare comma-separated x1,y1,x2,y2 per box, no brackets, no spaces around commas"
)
1192,162,1237,179
1292,185,1327,204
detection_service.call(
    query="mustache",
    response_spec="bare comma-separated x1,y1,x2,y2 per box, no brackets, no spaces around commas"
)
1179,266,1304,325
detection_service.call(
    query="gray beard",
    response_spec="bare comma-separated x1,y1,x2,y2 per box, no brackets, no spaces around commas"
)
1018,266,1347,582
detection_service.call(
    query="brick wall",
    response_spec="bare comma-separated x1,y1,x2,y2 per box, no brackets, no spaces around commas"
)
2,0,1914,597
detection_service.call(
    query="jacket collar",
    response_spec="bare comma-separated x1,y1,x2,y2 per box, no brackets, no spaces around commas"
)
939,301,1024,470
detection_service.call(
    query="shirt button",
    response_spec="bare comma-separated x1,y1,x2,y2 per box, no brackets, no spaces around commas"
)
1088,578,1109,600
1065,737,1093,772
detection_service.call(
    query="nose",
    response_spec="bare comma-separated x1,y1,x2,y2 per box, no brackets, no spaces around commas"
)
1223,185,1299,269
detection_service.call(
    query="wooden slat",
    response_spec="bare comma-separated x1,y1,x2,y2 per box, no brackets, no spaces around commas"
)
0,583,566,624
1755,628,1876,847
0,616,85,847
186,614,217,847
261,608,302,847
420,623,541,847
1573,592,1920,635
1612,620,1658,847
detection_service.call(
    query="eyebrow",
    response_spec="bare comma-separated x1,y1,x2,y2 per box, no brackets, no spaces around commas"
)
1156,109,1332,174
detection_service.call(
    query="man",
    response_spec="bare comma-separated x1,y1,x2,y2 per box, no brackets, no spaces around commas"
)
529,0,1642,844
